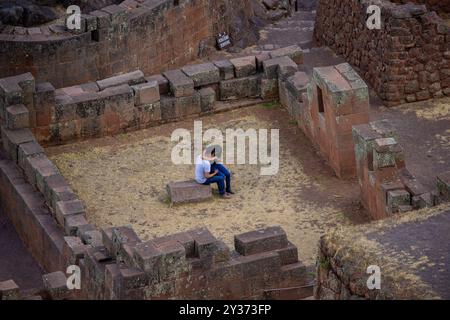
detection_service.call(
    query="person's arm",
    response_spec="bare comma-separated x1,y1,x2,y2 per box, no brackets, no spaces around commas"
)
204,169,218,178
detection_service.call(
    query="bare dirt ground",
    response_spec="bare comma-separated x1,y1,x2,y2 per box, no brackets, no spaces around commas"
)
47,104,369,265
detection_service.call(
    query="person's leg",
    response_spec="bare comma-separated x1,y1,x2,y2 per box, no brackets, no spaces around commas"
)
203,175,225,195
214,163,232,193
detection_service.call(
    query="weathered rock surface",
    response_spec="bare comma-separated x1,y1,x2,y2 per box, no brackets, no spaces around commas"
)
0,0,122,27
0,0,57,27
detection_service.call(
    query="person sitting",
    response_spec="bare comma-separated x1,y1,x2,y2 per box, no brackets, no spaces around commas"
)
209,147,234,195
195,147,234,199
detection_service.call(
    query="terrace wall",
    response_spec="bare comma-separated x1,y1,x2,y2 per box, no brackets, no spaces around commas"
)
314,0,450,106
0,0,254,88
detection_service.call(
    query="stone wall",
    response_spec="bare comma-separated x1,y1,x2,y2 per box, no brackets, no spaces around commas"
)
0,45,304,146
0,0,254,88
0,143,310,299
314,202,450,300
277,61,370,179
352,119,442,219
314,0,450,106
0,47,313,299
390,0,450,13
0,151,67,274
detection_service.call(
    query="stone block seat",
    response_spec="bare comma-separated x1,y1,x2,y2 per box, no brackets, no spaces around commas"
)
166,180,212,204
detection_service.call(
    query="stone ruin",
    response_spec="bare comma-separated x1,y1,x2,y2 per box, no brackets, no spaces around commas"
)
314,0,450,106
0,44,321,300
0,0,449,300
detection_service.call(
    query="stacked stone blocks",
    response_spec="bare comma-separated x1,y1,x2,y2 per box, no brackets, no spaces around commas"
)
352,119,446,219
277,62,370,179
0,68,309,299
0,0,254,88
314,0,450,106
78,225,309,300
1,46,303,146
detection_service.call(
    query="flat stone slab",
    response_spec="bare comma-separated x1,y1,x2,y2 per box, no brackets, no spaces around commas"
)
181,63,220,87
286,71,309,99
132,81,160,105
6,104,29,129
162,69,195,97
166,180,212,204
234,226,288,256
96,70,145,91
145,74,169,95
269,45,303,64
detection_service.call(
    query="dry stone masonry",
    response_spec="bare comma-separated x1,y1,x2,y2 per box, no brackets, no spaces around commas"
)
353,120,447,219
314,0,450,106
276,62,371,179
0,0,254,88
0,44,317,300
1,2,449,298
0,45,305,146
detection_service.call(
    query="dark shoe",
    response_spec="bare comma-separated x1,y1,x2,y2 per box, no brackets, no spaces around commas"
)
226,190,235,195
220,193,231,199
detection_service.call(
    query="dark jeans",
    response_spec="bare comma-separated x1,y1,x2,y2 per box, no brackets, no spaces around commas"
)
203,163,232,195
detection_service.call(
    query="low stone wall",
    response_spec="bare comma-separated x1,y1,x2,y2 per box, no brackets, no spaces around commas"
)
0,0,254,88
352,120,442,219
0,152,67,273
0,143,310,299
0,45,303,146
314,0,450,106
82,226,310,300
